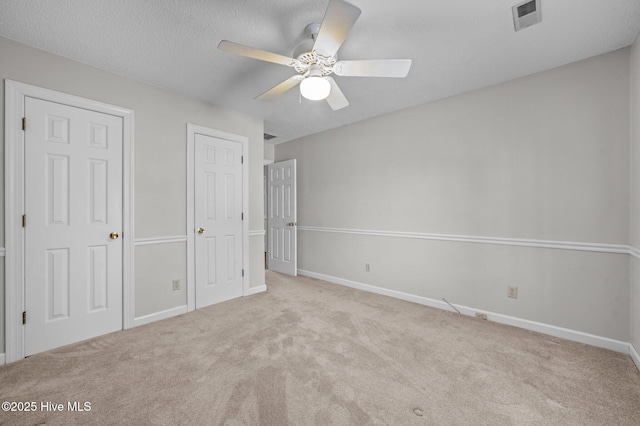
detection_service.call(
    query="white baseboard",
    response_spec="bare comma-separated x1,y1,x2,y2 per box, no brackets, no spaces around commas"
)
132,286,267,328
631,344,640,371
133,305,188,327
246,285,267,296
0,353,5,365
298,269,630,354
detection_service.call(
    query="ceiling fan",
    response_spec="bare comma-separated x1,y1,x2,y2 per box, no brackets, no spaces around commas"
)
218,0,412,110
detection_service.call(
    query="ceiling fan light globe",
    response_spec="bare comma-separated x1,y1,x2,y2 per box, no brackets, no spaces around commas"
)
300,76,331,101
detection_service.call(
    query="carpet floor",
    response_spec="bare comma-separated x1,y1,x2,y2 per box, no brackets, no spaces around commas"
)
1,271,639,425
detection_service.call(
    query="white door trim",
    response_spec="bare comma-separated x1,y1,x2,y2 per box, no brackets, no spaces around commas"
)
186,123,249,312
4,80,135,363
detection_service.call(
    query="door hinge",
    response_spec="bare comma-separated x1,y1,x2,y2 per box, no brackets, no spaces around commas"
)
241,212,244,220
241,156,244,164
22,215,26,227
22,117,26,131
22,311,26,324
242,269,245,277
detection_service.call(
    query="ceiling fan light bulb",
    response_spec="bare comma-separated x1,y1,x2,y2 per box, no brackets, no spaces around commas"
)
300,76,331,101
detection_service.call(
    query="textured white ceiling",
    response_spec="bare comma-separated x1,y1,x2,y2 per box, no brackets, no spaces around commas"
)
1,1,639,144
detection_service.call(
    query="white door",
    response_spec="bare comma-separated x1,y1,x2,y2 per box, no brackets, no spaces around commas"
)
267,159,297,275
24,97,123,356
194,133,243,308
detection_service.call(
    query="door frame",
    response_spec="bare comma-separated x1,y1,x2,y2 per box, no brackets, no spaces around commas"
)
186,123,249,311
4,80,135,363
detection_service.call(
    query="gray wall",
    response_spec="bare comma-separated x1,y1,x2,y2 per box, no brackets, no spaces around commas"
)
264,143,275,163
631,38,640,353
0,36,266,353
276,48,631,341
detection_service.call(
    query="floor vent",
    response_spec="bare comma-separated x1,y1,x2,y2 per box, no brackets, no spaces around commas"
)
264,133,277,141
512,0,541,31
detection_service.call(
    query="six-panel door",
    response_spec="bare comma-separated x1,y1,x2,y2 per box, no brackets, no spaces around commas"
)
194,133,243,308
267,159,297,276
24,97,123,356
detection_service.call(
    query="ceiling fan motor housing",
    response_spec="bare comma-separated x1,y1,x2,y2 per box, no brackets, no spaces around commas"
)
307,64,323,78
293,23,335,76
293,38,314,60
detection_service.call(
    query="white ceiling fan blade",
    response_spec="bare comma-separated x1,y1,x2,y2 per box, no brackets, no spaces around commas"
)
255,75,304,101
218,40,299,67
313,0,361,58
325,77,349,110
333,59,412,77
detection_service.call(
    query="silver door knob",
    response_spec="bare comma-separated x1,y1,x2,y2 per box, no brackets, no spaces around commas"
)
197,227,205,234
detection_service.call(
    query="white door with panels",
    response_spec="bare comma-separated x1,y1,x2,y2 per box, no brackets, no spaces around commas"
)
24,97,123,356
267,159,297,276
194,133,244,308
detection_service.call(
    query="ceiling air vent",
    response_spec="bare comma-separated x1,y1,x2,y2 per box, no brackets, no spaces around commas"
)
264,133,277,141
512,0,541,32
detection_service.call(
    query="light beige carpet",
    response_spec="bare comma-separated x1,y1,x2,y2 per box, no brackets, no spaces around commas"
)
1,271,639,425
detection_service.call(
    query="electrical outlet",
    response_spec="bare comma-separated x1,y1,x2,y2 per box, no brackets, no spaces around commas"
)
475,312,487,320
172,279,181,291
365,263,371,272
507,286,518,299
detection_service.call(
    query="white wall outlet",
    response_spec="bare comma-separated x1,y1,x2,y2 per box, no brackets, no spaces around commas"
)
173,279,181,291
365,263,371,272
507,286,518,299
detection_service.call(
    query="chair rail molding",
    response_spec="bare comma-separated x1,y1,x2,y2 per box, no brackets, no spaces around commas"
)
134,236,188,246
298,226,630,255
